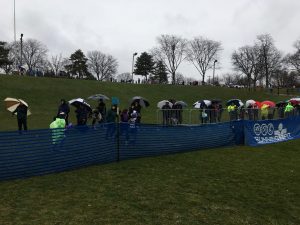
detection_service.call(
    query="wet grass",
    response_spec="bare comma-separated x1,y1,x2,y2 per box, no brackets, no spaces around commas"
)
0,139,299,225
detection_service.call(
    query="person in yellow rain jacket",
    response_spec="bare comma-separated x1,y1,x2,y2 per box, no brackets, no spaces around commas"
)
50,112,66,144
261,104,269,120
284,102,294,118
227,104,237,121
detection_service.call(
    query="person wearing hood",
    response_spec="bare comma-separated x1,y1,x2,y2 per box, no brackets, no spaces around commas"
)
284,102,294,117
57,99,70,125
12,102,28,133
50,112,66,145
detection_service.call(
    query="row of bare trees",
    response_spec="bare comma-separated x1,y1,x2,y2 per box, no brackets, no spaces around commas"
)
152,35,222,84
0,39,118,81
231,34,300,90
1,34,299,87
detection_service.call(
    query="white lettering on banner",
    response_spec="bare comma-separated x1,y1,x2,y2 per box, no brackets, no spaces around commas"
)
252,123,292,144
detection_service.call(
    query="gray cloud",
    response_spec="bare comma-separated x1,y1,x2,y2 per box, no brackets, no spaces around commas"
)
1,0,300,79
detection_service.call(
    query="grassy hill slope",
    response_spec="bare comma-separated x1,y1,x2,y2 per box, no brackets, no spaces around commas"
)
0,75,288,130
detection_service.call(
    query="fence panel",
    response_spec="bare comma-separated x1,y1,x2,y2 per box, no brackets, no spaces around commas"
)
0,124,116,180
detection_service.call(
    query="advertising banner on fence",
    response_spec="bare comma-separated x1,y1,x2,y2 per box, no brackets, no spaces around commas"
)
244,117,300,146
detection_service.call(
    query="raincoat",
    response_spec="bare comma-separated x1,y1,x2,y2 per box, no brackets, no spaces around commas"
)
261,104,269,118
284,103,294,113
50,118,66,144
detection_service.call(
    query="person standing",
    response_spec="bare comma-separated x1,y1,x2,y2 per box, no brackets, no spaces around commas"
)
130,101,142,123
97,99,106,122
227,103,237,121
75,104,88,126
284,102,294,118
12,102,28,133
261,104,269,120
105,105,118,139
50,112,66,145
162,101,171,125
57,99,70,125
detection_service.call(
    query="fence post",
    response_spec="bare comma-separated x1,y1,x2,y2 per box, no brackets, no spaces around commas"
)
116,118,120,162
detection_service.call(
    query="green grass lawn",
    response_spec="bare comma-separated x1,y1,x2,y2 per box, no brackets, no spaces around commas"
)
0,139,299,225
0,75,290,131
1,75,299,224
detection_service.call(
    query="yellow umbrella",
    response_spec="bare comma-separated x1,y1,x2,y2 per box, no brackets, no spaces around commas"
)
4,97,31,116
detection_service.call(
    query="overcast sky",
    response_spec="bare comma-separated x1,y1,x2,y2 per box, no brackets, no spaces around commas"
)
1,0,300,80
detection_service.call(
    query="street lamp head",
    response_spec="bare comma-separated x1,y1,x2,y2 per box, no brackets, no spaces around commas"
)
214,59,218,63
133,52,138,56
21,33,23,38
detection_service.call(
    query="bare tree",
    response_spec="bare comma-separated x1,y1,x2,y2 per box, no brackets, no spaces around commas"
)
87,51,118,81
49,54,64,76
232,45,255,90
8,39,48,74
175,72,185,84
187,36,222,85
152,34,187,84
255,34,282,88
284,40,300,73
117,72,132,82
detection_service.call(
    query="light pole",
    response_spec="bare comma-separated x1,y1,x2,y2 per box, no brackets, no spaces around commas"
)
131,52,137,83
14,0,16,42
212,59,217,85
20,33,23,67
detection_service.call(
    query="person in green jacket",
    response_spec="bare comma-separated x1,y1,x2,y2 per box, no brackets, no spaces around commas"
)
105,105,118,139
284,102,294,118
50,112,66,144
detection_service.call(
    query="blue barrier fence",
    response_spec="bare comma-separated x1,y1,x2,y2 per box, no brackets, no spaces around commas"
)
1,117,299,181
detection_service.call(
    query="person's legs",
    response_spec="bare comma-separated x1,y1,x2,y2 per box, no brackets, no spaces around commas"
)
17,118,22,131
23,118,27,131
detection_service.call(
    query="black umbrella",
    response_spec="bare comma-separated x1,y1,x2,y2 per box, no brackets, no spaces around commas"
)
211,99,222,104
130,96,150,107
69,98,92,112
226,99,244,107
276,101,287,107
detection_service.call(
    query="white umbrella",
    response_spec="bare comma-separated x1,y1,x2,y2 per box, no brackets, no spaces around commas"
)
88,94,110,101
4,97,31,116
245,100,256,108
193,100,211,109
157,100,173,109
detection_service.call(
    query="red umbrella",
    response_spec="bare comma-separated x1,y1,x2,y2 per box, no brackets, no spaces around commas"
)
261,100,276,108
289,99,300,106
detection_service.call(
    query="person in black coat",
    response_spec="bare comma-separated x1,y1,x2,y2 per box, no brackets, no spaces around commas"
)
57,99,70,125
75,104,88,126
12,102,28,132
162,102,171,125
97,99,106,122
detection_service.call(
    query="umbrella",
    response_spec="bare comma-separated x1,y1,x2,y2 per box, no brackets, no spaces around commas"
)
4,97,32,116
69,98,92,111
261,100,275,108
288,98,300,106
245,100,261,108
157,100,173,109
290,97,300,102
276,101,287,107
88,94,110,101
211,99,222,104
193,100,211,109
226,99,244,107
174,101,188,108
130,96,150,107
